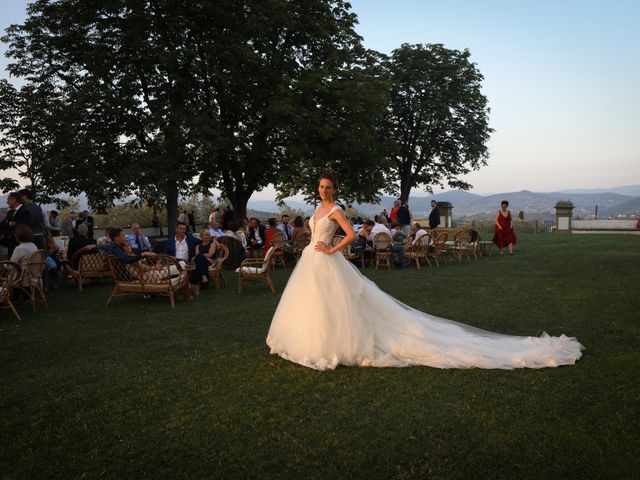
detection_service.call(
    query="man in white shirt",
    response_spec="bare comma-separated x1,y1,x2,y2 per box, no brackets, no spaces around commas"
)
369,215,393,242
411,223,431,246
370,215,407,267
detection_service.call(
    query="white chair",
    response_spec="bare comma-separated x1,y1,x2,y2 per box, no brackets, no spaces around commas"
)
236,246,276,294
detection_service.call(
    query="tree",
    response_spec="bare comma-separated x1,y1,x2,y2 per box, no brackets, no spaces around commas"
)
3,0,386,224
274,50,391,206
193,1,388,218
382,44,493,203
0,79,66,204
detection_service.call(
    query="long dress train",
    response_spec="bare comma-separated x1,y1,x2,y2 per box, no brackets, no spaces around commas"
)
266,206,583,371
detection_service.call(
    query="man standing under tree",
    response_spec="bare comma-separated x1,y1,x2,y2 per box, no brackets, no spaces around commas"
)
428,200,441,230
396,201,412,235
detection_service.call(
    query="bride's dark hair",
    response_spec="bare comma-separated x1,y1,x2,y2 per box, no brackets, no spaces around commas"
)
320,170,339,189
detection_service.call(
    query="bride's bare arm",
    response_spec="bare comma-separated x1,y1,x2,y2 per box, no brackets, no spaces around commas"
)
314,208,357,255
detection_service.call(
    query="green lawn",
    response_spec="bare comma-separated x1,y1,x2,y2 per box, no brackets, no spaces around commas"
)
1,234,639,479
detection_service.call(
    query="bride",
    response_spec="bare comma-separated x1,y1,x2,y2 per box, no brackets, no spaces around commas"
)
266,171,584,370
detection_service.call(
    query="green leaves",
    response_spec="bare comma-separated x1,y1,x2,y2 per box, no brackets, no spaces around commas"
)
382,44,493,201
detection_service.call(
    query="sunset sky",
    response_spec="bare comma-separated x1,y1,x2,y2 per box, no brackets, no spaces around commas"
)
1,1,638,199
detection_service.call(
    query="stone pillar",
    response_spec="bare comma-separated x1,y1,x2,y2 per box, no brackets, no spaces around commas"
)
555,201,574,232
437,201,453,228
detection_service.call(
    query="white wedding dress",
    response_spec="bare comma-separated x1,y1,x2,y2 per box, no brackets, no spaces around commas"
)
266,206,584,370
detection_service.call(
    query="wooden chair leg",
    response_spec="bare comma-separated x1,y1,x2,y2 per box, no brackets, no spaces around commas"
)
106,287,118,306
7,299,22,321
266,274,276,293
38,286,48,309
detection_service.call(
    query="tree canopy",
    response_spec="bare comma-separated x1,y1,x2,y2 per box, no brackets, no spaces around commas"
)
1,0,390,222
381,43,493,203
1,5,492,220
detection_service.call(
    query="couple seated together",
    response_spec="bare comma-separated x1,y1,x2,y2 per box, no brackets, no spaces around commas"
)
107,222,218,287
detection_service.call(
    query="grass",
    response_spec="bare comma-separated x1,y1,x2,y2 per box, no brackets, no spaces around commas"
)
1,234,639,479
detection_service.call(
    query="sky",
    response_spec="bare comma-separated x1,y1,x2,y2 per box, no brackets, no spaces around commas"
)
1,0,639,199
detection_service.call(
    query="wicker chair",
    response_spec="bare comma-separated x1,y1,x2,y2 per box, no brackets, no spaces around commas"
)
428,232,449,268
373,232,393,271
404,234,431,269
269,232,286,269
293,231,311,260
450,230,477,263
477,234,494,257
0,261,23,320
22,249,49,312
236,246,277,294
331,234,368,268
105,255,189,308
208,243,230,289
66,247,112,291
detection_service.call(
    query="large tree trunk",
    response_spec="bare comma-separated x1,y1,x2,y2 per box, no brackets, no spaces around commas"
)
165,178,178,235
399,166,412,205
227,189,249,223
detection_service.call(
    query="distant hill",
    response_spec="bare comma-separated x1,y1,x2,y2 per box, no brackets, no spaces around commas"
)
3,184,638,219
600,196,640,216
558,184,640,196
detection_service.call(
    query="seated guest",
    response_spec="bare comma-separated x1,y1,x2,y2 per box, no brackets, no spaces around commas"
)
10,224,38,287
290,216,305,242
222,221,247,248
207,220,223,238
191,229,218,287
410,223,431,246
163,221,200,262
391,223,407,247
369,215,393,241
108,228,156,264
43,229,62,291
126,223,151,254
96,227,113,249
358,220,375,247
248,217,265,257
277,215,293,242
261,217,279,258
67,224,97,266
303,217,311,233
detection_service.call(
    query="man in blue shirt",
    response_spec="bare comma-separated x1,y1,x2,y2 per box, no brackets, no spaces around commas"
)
126,223,151,254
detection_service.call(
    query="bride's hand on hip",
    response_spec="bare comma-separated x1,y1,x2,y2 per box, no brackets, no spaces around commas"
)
315,241,331,254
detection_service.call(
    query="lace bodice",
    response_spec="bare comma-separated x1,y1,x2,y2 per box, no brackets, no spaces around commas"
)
310,205,341,244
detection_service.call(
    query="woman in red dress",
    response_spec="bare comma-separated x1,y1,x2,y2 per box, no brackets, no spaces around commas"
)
493,200,516,255
261,217,279,259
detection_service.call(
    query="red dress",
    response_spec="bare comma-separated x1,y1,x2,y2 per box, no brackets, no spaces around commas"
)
493,211,517,248
389,206,399,223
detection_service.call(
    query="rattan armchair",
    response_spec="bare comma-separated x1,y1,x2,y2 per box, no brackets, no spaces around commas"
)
292,231,311,260
22,250,49,312
105,255,189,308
269,232,286,269
405,234,431,269
66,247,112,290
208,243,230,289
450,230,477,263
0,261,23,320
428,232,449,268
373,232,393,271
236,246,277,294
